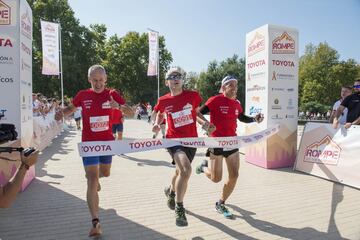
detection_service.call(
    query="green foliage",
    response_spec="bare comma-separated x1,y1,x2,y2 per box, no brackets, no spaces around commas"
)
104,32,172,105
196,55,246,104
27,0,172,104
301,101,330,114
299,42,359,109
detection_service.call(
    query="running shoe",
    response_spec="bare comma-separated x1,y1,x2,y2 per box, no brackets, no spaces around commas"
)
175,205,188,227
215,202,233,219
196,159,208,174
164,186,175,210
89,219,102,237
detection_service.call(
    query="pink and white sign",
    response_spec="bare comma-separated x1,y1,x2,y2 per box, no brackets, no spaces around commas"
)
296,123,360,189
245,24,298,169
0,0,33,191
41,20,59,75
147,31,158,76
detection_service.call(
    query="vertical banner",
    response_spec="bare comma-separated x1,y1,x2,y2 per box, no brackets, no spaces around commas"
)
147,30,158,76
245,24,298,169
40,20,59,75
0,0,34,191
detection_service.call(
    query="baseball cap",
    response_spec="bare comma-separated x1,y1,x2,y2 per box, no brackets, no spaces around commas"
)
219,75,238,93
165,66,186,80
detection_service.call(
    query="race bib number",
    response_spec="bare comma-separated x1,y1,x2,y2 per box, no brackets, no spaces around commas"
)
171,108,194,128
90,116,109,132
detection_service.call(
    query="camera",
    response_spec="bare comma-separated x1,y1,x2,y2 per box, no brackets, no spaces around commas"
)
0,123,18,144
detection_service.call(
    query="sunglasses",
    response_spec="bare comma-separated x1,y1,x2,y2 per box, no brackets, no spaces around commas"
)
166,74,183,81
353,85,360,89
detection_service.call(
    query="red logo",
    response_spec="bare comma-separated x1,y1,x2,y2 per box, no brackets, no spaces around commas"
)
247,59,266,69
248,32,265,57
21,10,32,39
304,135,341,165
45,23,55,32
272,60,295,67
0,38,12,47
0,1,10,25
272,31,295,54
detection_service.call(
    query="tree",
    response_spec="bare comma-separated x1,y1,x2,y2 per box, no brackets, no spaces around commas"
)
28,0,106,98
197,55,246,104
104,32,172,105
299,42,359,108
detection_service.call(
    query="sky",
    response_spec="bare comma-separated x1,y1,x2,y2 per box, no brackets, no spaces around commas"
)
68,0,360,73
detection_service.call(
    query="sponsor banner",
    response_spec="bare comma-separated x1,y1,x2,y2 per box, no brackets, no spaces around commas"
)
247,71,266,81
271,71,295,81
78,125,280,157
246,84,266,92
19,0,32,147
41,20,59,75
0,55,14,64
0,0,16,26
272,31,295,54
147,31,158,76
247,32,265,57
295,123,360,189
245,24,298,169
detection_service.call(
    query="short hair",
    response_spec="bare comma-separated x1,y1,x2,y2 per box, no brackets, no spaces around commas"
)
88,65,106,78
342,86,352,91
355,78,360,82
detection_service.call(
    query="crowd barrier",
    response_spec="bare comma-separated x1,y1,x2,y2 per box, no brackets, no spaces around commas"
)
295,122,360,189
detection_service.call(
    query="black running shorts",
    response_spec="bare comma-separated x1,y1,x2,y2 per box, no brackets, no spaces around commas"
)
167,145,197,165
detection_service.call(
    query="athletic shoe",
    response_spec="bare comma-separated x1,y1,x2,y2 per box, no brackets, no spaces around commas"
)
215,202,233,219
175,205,188,227
196,159,208,174
164,186,175,210
89,219,102,237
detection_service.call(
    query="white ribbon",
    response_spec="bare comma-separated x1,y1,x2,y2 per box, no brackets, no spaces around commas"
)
78,124,280,157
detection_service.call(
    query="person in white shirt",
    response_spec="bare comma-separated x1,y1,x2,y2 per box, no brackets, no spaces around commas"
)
329,86,352,124
74,107,82,130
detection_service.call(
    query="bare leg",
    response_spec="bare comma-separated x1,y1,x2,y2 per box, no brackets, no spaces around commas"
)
173,152,192,203
221,152,240,202
171,169,179,192
85,165,100,219
203,154,223,183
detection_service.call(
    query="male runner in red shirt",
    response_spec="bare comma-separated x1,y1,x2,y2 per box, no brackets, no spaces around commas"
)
152,67,214,227
196,75,263,218
55,65,134,236
111,90,125,140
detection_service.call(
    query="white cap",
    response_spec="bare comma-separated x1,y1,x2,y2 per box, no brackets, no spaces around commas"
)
219,75,238,92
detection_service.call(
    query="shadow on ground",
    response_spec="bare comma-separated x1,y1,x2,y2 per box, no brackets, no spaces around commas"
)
0,179,175,240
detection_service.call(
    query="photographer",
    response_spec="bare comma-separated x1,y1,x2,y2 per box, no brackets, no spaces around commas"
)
0,149,39,208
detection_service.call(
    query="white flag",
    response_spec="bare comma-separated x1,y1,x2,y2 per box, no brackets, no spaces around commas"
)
41,20,60,75
147,31,159,76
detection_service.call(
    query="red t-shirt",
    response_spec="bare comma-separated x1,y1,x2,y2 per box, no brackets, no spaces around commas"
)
205,94,243,137
153,104,166,125
111,108,123,124
155,90,202,138
72,88,125,141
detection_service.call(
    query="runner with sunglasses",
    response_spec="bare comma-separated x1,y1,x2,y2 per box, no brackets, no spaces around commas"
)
333,78,360,129
152,66,214,227
196,75,264,218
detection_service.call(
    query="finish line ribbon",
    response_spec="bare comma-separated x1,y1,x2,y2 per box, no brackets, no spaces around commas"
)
78,124,280,157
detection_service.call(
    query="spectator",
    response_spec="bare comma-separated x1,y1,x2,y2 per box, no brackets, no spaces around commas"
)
329,86,352,124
